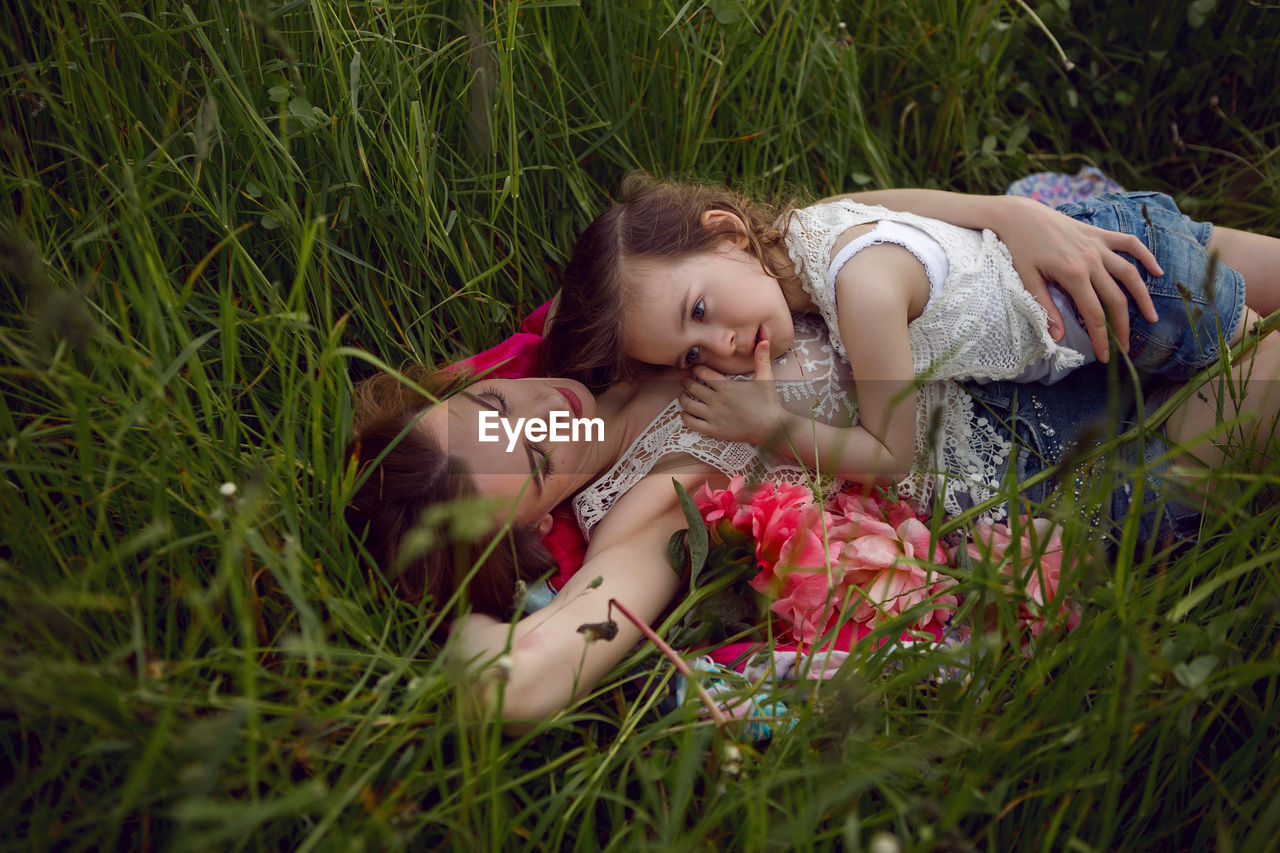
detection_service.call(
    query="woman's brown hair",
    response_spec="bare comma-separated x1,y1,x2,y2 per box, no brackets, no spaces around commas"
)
344,371,558,618
545,173,793,391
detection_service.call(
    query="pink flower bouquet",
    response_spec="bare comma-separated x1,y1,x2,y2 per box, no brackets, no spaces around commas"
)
693,478,1082,647
694,478,959,645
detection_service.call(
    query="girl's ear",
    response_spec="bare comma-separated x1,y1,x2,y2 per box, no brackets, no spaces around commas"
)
700,209,750,250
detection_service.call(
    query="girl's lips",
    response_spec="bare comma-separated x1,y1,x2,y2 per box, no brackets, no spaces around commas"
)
555,386,583,418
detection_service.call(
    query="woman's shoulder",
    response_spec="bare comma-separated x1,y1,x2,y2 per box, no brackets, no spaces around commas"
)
586,455,722,550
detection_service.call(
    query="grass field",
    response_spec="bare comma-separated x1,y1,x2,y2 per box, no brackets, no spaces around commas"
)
3,1,1280,849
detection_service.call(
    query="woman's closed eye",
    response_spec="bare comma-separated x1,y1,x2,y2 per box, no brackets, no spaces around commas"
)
528,444,554,485
477,386,509,413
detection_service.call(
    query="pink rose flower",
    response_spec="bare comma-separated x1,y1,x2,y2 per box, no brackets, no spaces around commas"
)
696,484,960,645
768,569,841,644
968,516,1080,636
829,491,898,540
695,477,755,544
746,481,816,572
750,503,842,592
842,517,956,628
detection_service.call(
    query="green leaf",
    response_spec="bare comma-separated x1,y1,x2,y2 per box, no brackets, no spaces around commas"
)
1187,0,1217,29
1007,123,1030,152
709,0,744,25
666,529,689,577
673,480,709,584
1173,655,1218,690
348,52,361,114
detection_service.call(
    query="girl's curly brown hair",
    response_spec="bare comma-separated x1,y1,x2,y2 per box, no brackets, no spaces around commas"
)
545,173,794,391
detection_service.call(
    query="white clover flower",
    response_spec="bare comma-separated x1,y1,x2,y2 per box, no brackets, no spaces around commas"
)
868,831,901,853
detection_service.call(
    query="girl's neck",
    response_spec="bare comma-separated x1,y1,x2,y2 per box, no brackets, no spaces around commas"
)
765,244,815,313
781,273,814,313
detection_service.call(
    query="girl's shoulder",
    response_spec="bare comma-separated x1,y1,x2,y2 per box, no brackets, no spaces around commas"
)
783,198,886,231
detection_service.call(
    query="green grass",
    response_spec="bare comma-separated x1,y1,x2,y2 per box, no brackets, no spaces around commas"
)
2,0,1279,849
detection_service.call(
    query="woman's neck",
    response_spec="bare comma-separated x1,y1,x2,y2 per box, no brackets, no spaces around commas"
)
589,378,681,473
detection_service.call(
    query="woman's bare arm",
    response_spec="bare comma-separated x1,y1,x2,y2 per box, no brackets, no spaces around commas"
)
451,464,724,726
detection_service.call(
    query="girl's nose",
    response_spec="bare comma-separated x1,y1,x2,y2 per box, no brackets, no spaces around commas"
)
710,327,736,358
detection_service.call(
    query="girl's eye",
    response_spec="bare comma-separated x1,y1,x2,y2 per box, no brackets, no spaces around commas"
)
686,346,701,366
691,298,705,322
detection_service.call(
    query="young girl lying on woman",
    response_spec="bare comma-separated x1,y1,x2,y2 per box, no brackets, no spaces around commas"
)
547,176,1280,506
345,184,1280,724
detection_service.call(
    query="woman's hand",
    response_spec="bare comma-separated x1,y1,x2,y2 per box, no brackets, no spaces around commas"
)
992,196,1162,363
679,340,785,442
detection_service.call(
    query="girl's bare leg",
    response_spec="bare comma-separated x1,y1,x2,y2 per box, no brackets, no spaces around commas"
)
1208,226,1280,318
1164,329,1280,473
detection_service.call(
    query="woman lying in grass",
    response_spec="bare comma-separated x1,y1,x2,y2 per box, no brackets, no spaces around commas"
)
344,203,1280,724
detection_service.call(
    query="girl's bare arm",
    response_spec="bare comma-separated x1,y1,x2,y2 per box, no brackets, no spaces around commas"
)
816,188,1161,363
678,237,923,485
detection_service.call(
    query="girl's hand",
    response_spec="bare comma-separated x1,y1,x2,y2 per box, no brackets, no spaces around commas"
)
995,196,1162,363
679,339,785,442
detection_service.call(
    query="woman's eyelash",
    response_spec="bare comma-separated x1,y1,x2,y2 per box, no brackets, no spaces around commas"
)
529,445,554,484
478,385,509,412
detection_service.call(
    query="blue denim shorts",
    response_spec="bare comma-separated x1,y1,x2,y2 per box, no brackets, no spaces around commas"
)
1055,191,1246,380
963,361,1202,548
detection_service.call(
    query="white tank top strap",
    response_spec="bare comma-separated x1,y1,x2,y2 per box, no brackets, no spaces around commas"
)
826,219,950,305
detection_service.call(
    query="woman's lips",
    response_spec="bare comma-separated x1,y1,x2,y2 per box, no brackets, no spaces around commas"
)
555,386,583,418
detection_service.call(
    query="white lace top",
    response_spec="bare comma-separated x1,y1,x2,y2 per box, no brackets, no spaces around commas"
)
574,315,858,537
778,200,1089,515
783,199,1084,381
